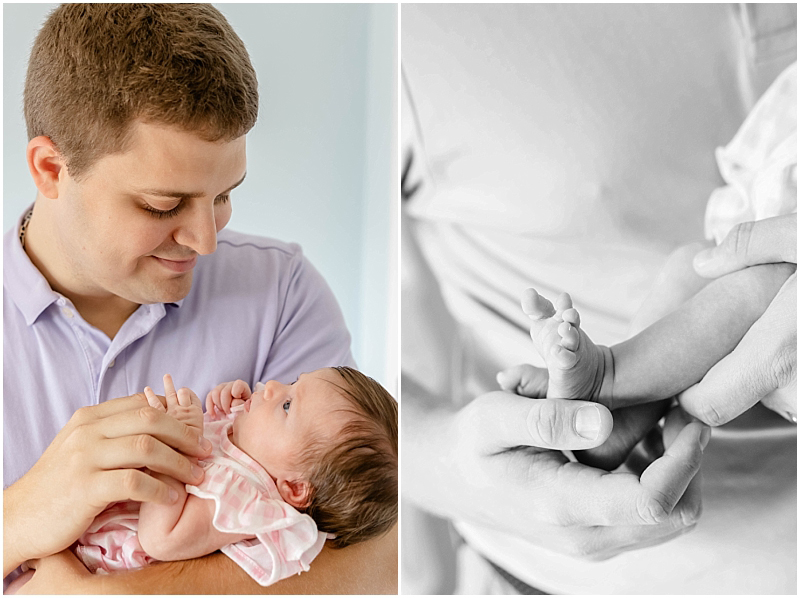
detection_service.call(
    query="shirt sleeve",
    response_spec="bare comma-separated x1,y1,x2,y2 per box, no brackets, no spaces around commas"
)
260,248,356,383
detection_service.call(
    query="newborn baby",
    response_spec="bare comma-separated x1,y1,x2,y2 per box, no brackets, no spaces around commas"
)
75,367,397,586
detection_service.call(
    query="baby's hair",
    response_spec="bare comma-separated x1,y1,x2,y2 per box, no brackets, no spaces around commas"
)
300,367,398,548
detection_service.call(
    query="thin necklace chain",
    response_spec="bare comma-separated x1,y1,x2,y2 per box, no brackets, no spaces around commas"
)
19,209,33,249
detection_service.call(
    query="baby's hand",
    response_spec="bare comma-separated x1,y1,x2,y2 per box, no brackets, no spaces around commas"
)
205,379,252,419
144,374,204,433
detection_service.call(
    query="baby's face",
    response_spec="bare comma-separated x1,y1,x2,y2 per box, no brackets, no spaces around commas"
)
231,368,351,493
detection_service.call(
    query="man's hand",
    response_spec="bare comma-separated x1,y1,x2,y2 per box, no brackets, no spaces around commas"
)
692,214,796,277
497,363,671,470
4,395,212,576
403,377,708,561
15,551,92,595
682,214,797,424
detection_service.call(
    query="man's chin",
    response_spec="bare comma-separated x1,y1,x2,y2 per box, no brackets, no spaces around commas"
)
139,272,194,304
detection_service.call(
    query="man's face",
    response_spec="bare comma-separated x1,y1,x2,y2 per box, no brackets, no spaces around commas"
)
53,121,247,305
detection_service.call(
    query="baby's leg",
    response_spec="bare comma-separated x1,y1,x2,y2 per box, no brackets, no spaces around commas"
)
629,242,712,335
522,289,611,402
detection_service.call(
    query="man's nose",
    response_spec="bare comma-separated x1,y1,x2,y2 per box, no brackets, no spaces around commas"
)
174,202,218,255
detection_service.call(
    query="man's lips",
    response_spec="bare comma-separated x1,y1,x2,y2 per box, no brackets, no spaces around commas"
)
152,255,197,273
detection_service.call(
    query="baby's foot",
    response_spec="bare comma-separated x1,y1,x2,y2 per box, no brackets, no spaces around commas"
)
522,289,610,403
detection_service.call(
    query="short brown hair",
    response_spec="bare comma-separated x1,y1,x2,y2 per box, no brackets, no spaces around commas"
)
24,4,259,179
302,367,398,549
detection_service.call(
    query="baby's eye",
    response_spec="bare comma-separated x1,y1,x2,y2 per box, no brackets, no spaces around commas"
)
282,399,291,412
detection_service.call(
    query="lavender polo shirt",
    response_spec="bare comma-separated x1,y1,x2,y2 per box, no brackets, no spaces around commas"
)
3,212,355,488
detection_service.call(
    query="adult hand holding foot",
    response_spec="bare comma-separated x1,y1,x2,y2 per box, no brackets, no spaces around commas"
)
3,393,211,578
681,214,797,425
403,374,708,561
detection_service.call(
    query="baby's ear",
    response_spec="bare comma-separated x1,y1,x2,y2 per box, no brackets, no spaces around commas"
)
278,478,311,509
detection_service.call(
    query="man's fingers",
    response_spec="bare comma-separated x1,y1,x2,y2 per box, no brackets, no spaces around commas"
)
96,407,210,457
93,468,180,508
469,392,613,451
496,364,548,397
639,421,709,512
693,214,797,278
679,281,796,425
555,421,706,527
94,436,203,485
575,400,670,471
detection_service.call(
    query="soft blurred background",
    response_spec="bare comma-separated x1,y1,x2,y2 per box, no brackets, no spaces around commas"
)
3,3,398,392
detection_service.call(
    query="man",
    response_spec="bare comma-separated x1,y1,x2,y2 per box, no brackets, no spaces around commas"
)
4,4,396,593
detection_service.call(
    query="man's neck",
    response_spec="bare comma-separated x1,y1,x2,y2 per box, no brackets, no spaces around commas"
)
23,203,139,340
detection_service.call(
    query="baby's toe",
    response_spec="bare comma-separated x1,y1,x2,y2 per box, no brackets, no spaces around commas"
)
558,321,580,351
554,292,573,317
562,307,581,328
522,288,556,320
549,344,578,369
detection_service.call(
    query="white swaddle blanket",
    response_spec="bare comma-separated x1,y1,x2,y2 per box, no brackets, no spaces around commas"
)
705,62,797,242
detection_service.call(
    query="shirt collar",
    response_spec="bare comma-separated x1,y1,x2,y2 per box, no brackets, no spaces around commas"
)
3,208,60,326
3,206,185,326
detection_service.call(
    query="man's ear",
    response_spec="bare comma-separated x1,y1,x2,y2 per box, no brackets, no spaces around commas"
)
277,478,311,509
27,136,66,199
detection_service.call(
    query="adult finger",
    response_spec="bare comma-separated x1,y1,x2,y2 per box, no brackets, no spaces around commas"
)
96,406,210,457
679,277,796,426
693,214,797,278
467,391,613,451
95,436,203,485
92,468,181,508
575,400,670,471
554,421,707,527
496,364,548,397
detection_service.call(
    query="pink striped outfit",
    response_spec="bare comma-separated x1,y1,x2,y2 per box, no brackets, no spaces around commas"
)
75,409,327,586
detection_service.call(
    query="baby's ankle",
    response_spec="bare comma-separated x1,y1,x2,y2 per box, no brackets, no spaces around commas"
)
594,345,616,409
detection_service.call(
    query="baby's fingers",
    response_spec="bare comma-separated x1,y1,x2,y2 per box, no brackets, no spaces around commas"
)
231,379,252,401
496,364,548,398
143,387,167,412
177,387,200,408
163,374,178,408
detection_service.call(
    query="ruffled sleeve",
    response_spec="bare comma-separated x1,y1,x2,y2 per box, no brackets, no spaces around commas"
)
186,417,327,586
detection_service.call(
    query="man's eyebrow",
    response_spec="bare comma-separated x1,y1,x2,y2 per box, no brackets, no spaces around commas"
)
138,172,247,200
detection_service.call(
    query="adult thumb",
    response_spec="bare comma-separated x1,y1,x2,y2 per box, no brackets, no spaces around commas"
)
693,214,797,278
468,392,613,451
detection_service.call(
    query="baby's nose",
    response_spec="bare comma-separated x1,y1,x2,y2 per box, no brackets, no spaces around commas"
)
263,379,287,400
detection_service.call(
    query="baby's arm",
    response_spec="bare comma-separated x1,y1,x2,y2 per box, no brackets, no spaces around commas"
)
138,377,254,560
138,472,252,561
607,262,795,407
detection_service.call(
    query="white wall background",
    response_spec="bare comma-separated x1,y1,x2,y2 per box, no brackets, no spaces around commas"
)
3,3,398,392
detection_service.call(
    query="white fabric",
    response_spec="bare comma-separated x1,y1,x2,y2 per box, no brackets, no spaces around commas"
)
705,62,797,243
